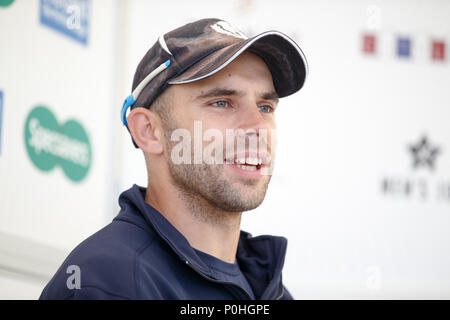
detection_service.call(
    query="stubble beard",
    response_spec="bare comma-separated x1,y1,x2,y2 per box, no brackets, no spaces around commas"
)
162,120,272,223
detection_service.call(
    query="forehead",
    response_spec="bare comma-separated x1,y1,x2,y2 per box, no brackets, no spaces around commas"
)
172,51,276,97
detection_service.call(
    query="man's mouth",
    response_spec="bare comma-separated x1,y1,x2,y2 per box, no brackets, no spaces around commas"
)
224,152,270,176
233,157,263,171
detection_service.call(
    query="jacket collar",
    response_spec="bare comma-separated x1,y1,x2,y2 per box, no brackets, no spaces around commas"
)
116,184,288,299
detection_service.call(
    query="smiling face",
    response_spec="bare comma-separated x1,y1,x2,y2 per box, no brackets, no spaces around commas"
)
159,51,278,213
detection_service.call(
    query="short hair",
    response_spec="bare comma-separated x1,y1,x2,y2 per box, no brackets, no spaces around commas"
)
149,88,173,128
142,88,174,169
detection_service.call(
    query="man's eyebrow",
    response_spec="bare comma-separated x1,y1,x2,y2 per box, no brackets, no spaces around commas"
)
194,87,279,104
261,91,279,104
195,88,244,100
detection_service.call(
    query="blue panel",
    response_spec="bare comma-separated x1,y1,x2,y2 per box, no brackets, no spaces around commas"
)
397,37,411,58
39,0,90,46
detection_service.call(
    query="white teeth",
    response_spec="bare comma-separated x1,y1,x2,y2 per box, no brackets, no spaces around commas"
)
234,157,263,165
246,157,259,165
236,164,257,171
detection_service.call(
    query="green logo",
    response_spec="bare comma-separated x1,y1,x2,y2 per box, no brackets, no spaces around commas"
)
24,106,92,182
0,0,14,7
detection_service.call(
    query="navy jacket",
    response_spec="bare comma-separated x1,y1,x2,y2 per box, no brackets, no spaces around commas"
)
40,185,293,300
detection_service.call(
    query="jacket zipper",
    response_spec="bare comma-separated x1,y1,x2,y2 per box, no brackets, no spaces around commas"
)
152,226,267,300
275,287,285,300
183,260,253,300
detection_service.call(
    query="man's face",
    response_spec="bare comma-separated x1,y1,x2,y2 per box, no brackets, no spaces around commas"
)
161,51,278,213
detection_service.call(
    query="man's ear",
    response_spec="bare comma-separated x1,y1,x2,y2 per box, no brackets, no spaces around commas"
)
127,108,164,155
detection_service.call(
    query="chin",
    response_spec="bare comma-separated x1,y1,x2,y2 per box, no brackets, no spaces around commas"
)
214,187,269,212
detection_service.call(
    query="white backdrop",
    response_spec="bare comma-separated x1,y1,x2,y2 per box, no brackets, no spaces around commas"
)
0,0,449,299
0,0,120,298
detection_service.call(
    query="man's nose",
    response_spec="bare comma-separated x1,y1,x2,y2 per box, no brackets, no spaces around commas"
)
236,101,271,134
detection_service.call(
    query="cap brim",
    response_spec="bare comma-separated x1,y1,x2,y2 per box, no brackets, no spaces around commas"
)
168,31,308,98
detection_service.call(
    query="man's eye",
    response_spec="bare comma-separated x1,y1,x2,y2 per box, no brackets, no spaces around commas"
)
258,105,274,113
211,101,229,108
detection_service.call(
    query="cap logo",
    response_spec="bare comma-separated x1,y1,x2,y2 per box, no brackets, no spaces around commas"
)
211,21,248,39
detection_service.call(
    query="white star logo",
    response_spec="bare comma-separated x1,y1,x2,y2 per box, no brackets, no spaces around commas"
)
211,21,248,39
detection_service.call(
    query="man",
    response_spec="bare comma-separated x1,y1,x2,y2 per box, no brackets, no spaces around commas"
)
40,18,307,300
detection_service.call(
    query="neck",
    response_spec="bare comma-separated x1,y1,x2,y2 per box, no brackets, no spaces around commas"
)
145,177,242,264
